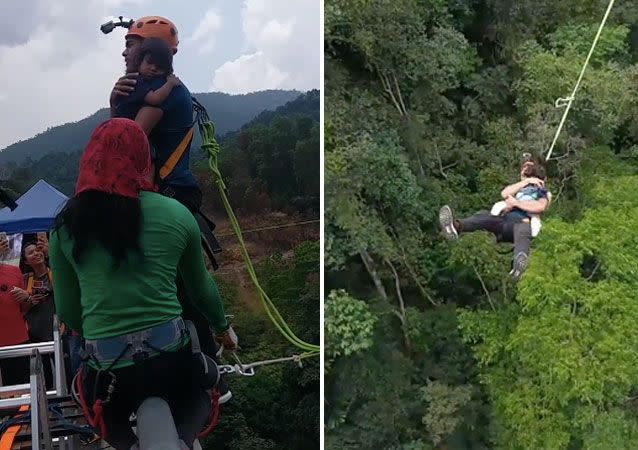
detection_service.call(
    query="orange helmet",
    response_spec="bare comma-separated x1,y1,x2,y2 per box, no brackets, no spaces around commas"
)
126,16,179,53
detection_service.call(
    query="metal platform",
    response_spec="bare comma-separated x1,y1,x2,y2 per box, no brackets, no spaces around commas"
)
0,317,91,449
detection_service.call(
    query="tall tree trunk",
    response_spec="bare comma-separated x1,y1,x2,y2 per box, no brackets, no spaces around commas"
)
384,257,412,350
359,250,388,302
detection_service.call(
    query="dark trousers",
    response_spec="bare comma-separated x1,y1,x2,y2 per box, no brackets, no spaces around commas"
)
25,300,55,388
0,351,29,386
65,332,84,382
459,211,532,257
160,183,220,359
81,345,210,450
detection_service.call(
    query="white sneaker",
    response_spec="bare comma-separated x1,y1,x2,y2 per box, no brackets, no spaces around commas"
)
509,252,529,281
439,205,459,240
218,390,232,404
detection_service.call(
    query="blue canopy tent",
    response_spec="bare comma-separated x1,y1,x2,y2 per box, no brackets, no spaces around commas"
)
0,180,68,234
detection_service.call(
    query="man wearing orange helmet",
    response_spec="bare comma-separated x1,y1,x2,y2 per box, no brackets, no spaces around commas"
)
109,16,233,408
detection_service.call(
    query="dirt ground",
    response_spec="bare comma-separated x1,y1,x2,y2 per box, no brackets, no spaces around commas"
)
202,208,319,312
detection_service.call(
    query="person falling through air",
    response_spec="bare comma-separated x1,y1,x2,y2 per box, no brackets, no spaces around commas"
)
439,155,550,280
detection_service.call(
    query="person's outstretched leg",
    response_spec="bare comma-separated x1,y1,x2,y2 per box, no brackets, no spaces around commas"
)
439,206,504,240
510,221,532,280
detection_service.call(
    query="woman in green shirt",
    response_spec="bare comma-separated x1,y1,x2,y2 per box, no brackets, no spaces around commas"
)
49,118,237,449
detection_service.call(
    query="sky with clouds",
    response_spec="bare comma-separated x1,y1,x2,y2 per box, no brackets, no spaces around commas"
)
0,0,320,149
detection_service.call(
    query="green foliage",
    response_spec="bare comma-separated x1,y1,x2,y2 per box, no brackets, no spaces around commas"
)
324,289,377,364
7,91,319,220
0,90,300,165
512,28,636,146
421,381,475,446
393,440,434,450
204,241,319,450
211,93,319,213
326,0,638,449
547,24,630,64
459,176,638,449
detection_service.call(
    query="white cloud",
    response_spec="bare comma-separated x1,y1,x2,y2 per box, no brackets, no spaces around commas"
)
213,52,288,94
103,0,147,6
0,0,143,149
211,0,319,94
187,8,222,55
0,0,318,149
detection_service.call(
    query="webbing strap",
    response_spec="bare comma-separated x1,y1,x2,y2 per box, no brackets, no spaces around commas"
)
0,405,28,450
158,127,194,180
185,320,201,354
26,269,53,295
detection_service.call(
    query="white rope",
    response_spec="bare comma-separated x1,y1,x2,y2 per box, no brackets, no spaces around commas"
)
215,347,318,376
227,351,317,376
545,0,616,161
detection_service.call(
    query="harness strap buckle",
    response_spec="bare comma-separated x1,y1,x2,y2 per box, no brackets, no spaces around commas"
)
126,330,151,363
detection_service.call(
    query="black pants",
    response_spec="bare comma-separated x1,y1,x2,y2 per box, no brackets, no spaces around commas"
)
25,300,55,388
159,183,203,217
0,349,29,386
82,345,210,450
459,211,532,257
160,183,220,359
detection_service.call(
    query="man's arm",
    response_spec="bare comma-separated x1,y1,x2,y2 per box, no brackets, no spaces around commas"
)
110,73,139,117
177,210,229,333
135,106,164,135
506,197,549,214
501,177,544,199
501,180,527,199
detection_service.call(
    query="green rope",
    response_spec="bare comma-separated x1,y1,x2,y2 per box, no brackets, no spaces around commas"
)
199,121,320,354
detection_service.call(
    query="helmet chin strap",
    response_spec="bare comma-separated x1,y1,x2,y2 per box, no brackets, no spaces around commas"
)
100,15,135,34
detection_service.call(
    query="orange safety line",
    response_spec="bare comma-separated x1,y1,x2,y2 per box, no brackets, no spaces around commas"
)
0,404,29,450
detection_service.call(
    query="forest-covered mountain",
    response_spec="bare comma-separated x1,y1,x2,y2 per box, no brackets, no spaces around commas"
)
0,89,300,165
1,90,319,215
325,1,638,450
237,90,320,130
206,89,320,213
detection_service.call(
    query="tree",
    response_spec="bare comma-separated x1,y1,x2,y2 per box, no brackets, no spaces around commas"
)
325,0,638,448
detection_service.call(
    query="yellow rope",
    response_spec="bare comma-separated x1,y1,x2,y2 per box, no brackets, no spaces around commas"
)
216,219,319,238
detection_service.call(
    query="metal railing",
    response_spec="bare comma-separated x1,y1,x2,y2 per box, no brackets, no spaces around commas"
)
0,316,67,406
30,348,53,450
0,316,77,449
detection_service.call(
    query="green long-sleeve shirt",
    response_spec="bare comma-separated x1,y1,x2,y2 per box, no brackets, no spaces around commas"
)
49,191,228,340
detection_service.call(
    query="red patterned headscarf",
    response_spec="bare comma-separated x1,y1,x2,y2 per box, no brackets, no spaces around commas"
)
75,118,155,198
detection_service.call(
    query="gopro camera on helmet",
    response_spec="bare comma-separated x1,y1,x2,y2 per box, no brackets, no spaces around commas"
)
100,16,134,34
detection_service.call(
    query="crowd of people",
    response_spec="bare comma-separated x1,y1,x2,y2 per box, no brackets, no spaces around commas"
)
0,232,56,386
